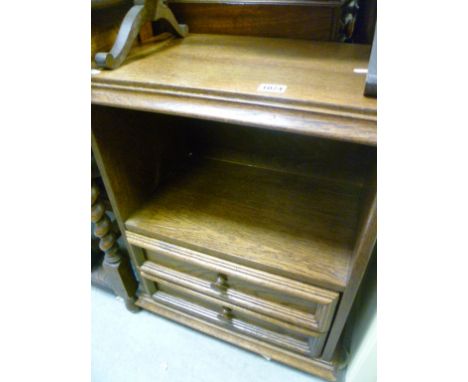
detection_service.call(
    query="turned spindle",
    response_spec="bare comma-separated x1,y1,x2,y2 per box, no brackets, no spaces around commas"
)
91,182,119,264
91,180,139,312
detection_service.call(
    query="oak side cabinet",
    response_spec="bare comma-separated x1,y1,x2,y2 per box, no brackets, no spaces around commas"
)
91,34,377,381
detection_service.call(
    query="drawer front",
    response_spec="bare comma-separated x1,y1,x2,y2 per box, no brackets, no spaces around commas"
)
127,231,339,332
145,276,327,357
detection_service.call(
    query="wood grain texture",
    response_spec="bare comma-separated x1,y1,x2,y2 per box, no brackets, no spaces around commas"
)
91,107,168,308
190,121,376,188
91,182,119,257
92,106,189,222
92,103,377,366
91,34,376,145
145,276,327,356
91,29,377,368
125,157,362,291
141,262,321,330
322,177,376,361
92,105,196,298
138,245,339,332
142,260,323,331
128,233,339,302
91,179,140,311
137,294,339,381
169,3,338,40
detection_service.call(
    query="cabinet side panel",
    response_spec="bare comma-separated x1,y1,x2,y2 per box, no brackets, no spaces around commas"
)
92,106,191,222
321,167,376,361
92,106,161,222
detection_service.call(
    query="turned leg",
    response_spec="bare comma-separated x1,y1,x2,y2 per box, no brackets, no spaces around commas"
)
92,182,140,312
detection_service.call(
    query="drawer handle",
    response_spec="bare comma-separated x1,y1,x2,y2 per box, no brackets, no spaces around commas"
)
217,307,234,323
210,273,229,293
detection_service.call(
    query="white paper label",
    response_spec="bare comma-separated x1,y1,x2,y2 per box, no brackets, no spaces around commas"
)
257,83,287,94
353,68,368,74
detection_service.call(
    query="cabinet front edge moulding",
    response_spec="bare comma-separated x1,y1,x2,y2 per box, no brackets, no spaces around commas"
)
91,35,376,146
91,83,376,146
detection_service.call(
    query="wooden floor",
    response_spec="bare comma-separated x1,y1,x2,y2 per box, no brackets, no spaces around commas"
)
126,158,362,291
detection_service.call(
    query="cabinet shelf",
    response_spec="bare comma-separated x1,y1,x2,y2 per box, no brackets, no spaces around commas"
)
126,156,363,291
92,34,376,145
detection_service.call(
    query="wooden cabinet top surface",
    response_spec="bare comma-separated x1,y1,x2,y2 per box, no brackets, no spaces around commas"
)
92,34,377,146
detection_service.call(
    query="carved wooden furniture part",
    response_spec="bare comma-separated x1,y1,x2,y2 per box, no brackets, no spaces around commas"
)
91,32,376,381
94,0,188,69
91,181,139,311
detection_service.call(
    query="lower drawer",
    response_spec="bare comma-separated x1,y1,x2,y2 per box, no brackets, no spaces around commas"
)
144,276,327,357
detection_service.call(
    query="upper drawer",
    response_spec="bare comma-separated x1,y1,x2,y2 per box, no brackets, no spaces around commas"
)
127,231,339,333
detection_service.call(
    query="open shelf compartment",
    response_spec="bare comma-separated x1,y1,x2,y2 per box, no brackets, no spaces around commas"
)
92,106,376,292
